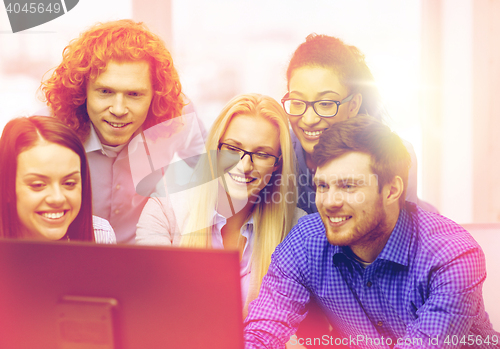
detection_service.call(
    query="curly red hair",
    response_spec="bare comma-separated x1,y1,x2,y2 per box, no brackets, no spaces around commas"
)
42,19,185,140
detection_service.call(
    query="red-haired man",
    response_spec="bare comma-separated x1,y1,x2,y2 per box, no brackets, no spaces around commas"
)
42,20,206,243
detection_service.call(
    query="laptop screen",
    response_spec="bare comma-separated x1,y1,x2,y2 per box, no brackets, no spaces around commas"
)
0,239,243,349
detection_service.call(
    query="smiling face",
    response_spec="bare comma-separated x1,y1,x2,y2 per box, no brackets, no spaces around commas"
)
288,66,357,158
86,60,153,146
314,152,391,256
218,113,280,203
15,142,82,240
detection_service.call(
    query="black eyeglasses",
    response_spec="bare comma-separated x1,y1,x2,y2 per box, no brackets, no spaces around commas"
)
281,93,354,118
218,143,280,167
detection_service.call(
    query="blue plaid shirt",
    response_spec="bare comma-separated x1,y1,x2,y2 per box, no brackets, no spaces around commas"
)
244,203,499,348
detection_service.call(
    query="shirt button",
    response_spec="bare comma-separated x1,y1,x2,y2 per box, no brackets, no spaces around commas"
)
377,321,383,327
114,209,120,214
367,281,372,288
116,184,121,190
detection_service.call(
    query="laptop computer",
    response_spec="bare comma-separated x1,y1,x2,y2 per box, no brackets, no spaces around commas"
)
0,239,243,349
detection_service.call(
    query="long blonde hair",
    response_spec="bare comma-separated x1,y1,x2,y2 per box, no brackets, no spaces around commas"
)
180,93,297,306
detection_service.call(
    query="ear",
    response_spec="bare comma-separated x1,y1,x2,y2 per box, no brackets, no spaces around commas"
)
382,175,404,206
347,93,362,118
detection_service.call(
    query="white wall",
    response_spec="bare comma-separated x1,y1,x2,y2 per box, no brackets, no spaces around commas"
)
440,0,473,222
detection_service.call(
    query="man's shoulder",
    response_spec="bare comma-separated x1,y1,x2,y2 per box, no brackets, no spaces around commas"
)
280,213,328,250
272,213,330,277
408,203,482,257
294,212,324,233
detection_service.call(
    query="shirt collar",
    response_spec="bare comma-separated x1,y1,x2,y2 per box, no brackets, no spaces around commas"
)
331,245,344,257
213,210,254,230
241,215,254,239
330,206,413,267
179,210,255,237
83,123,103,153
376,206,413,266
209,211,255,254
84,123,142,158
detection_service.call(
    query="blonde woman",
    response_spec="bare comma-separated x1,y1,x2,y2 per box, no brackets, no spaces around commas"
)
136,94,305,315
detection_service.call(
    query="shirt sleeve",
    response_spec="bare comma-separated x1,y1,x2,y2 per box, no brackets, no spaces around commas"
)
135,197,178,245
92,216,117,244
243,226,311,349
395,245,493,349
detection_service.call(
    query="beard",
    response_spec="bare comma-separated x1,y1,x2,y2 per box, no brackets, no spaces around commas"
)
322,194,389,249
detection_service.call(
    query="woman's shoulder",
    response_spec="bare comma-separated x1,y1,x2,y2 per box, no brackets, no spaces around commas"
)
136,193,192,246
92,216,116,244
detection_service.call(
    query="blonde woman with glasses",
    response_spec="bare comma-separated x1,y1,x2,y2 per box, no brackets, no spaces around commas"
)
136,93,305,316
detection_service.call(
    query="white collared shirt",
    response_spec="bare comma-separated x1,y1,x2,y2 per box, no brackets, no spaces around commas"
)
84,111,206,244
211,211,254,305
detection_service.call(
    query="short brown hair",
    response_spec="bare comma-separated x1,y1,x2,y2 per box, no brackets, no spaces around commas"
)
313,116,411,207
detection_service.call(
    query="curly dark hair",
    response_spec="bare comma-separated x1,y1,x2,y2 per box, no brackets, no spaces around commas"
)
287,33,387,121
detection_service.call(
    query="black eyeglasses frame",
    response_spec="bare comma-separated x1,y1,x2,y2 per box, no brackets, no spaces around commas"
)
281,93,354,118
218,143,280,167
